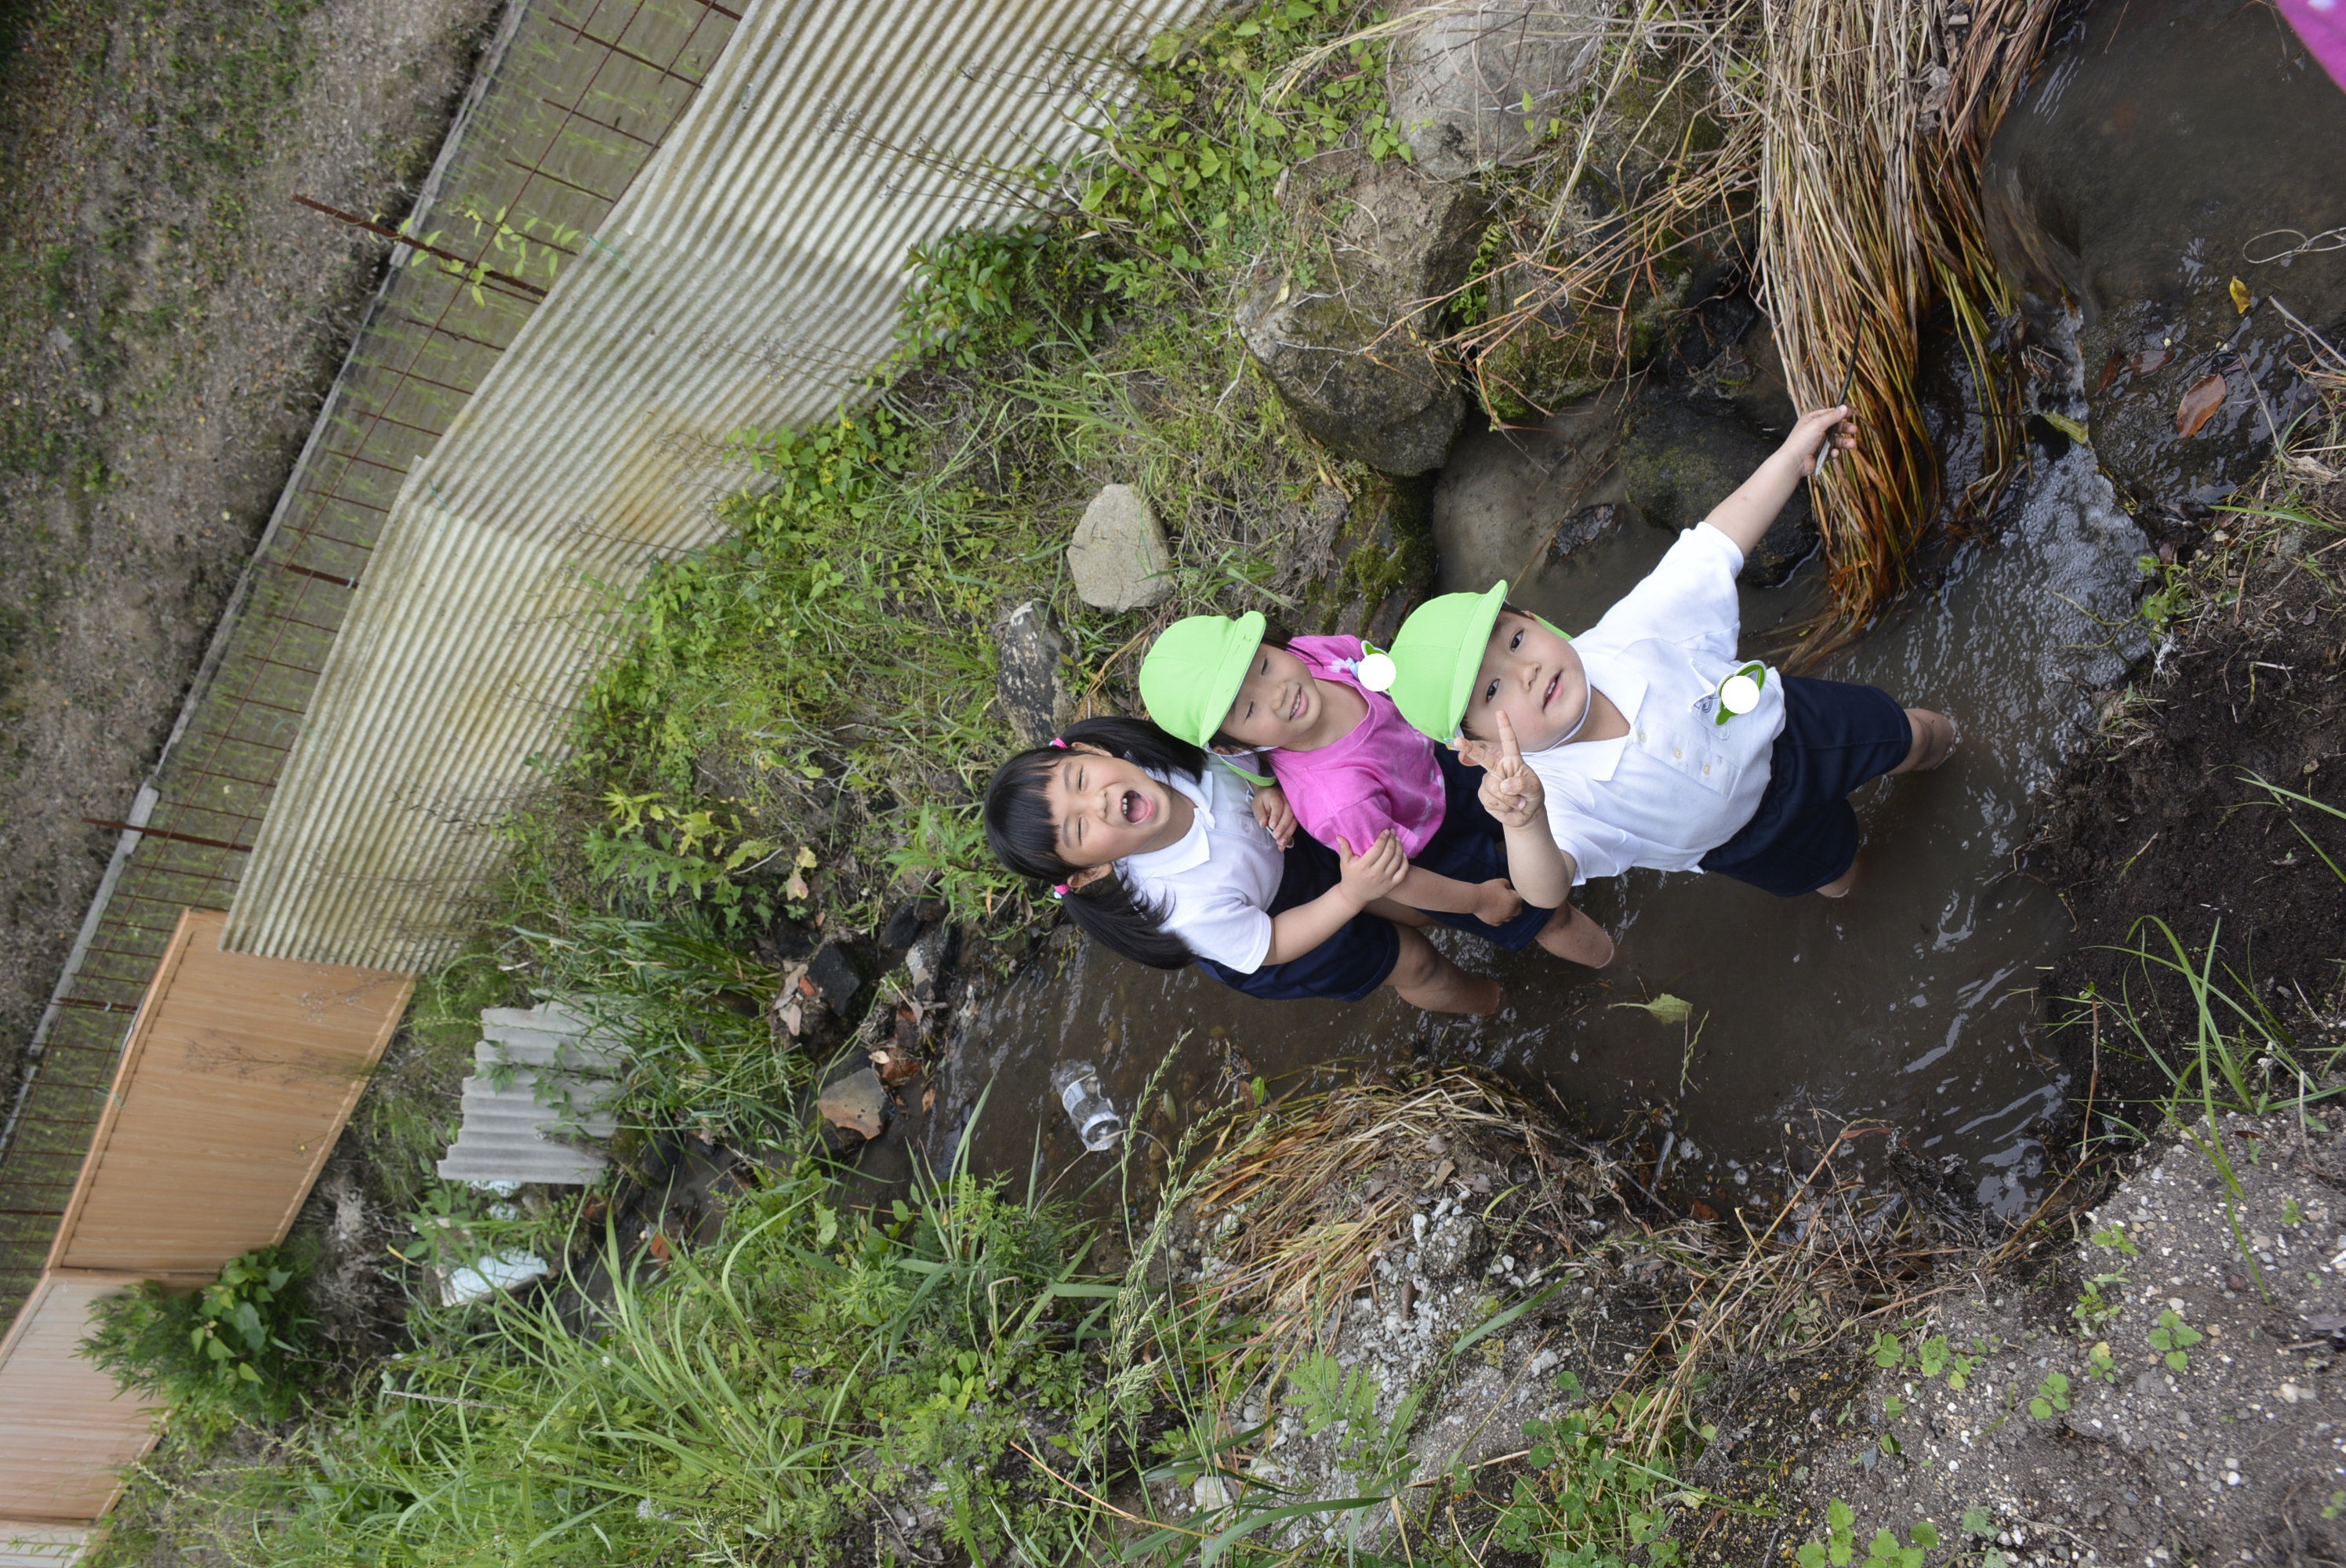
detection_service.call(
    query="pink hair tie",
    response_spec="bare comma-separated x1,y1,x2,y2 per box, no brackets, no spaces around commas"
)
1051,882,1070,898
1048,737,1069,749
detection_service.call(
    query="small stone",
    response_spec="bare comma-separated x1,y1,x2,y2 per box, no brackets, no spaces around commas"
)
806,940,865,1009
993,601,1075,746
1067,485,1173,610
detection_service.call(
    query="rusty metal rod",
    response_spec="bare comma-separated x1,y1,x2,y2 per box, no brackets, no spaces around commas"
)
80,818,256,853
292,195,547,300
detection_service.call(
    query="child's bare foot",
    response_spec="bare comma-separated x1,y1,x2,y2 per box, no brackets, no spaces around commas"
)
1535,906,1617,967
1892,709,1956,773
1386,927,1504,1014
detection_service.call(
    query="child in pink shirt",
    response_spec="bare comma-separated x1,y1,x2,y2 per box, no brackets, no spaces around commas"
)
1138,615,1612,967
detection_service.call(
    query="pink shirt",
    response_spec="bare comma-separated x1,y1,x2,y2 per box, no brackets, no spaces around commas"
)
1266,635,1448,857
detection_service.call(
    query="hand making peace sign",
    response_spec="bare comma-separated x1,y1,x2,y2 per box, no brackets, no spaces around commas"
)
1471,710,1545,829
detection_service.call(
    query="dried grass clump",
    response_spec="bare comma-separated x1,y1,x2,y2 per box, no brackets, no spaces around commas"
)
1760,0,2062,639
1183,1065,1613,1348
1292,0,2064,634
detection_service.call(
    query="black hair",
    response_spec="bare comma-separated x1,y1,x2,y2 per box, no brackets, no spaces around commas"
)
1456,604,1535,744
1206,622,1297,751
982,716,1208,971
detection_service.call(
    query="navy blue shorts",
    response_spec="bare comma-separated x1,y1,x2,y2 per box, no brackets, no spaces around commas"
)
1698,677,1912,897
1194,832,1401,1002
1406,745,1556,950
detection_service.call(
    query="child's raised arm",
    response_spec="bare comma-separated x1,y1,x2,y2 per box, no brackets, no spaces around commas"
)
1703,405,1855,559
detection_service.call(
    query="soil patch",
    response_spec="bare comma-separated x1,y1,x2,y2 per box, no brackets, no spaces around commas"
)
0,0,499,1050
2032,521,2346,1106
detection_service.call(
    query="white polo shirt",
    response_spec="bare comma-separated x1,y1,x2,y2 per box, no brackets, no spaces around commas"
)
1523,523,1785,883
1118,756,1282,972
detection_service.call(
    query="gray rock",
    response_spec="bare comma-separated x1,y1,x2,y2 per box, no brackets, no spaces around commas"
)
1419,1214,1488,1279
994,600,1074,746
1430,388,1632,594
1389,0,1610,180
1617,391,1817,586
1236,161,1491,475
1066,485,1173,610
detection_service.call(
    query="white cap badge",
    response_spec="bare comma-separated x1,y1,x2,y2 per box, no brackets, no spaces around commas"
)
1355,650,1398,693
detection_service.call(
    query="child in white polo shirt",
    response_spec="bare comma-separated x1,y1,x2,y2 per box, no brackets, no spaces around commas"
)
1374,405,1956,913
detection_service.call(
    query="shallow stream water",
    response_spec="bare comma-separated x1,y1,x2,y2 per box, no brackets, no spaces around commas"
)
930,441,2151,1221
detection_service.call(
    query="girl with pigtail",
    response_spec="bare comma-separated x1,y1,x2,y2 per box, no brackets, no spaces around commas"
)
982,715,1558,1013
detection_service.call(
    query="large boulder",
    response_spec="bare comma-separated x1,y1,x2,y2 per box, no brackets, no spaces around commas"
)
1430,387,1632,594
1237,158,1494,475
1982,0,2346,510
1389,0,1611,180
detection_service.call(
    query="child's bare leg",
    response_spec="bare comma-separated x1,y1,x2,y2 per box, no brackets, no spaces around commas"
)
1385,926,1503,1015
1367,898,1432,927
1534,903,1616,967
1890,709,1956,773
1815,855,1861,899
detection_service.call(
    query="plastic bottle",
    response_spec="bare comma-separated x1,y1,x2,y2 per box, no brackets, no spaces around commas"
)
1049,1061,1123,1152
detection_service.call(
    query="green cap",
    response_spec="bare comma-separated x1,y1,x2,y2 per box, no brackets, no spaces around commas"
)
1380,582,1513,741
1139,612,1266,748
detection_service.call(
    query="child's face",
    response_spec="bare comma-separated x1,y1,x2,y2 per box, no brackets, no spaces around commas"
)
1465,610,1588,752
1216,642,1325,750
1043,744,1189,878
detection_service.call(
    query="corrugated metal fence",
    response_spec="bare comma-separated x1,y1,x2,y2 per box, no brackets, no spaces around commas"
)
0,0,739,1327
223,0,1215,971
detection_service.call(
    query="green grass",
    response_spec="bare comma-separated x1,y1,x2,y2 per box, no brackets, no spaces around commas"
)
545,0,1440,939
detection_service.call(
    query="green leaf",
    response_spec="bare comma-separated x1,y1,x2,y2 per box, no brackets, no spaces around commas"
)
1962,1505,1994,1538
1610,993,1693,1026
1797,1546,1827,1568
2040,410,2091,445
1909,1521,1938,1549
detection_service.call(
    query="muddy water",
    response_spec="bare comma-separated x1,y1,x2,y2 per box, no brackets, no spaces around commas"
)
938,445,2149,1220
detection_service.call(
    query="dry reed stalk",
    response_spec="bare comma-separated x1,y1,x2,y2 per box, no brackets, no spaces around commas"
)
1760,0,2061,639
1291,0,2060,632
1186,1067,1596,1349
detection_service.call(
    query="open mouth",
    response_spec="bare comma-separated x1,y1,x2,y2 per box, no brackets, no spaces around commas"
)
1286,685,1306,722
1119,788,1154,826
1542,672,1561,710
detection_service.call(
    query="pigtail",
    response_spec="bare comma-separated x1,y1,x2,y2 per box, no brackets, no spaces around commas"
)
982,716,1209,970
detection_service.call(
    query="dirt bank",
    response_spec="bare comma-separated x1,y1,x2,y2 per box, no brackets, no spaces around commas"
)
0,0,498,1049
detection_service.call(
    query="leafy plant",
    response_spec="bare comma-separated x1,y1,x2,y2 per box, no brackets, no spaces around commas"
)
2148,1308,2204,1372
80,1246,317,1432
1799,1501,1939,1568
2027,1371,2070,1419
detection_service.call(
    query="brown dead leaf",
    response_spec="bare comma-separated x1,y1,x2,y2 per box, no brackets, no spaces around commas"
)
2176,372,2228,437
2127,345,2174,377
921,1084,937,1112
868,1046,921,1089
2094,347,2125,394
